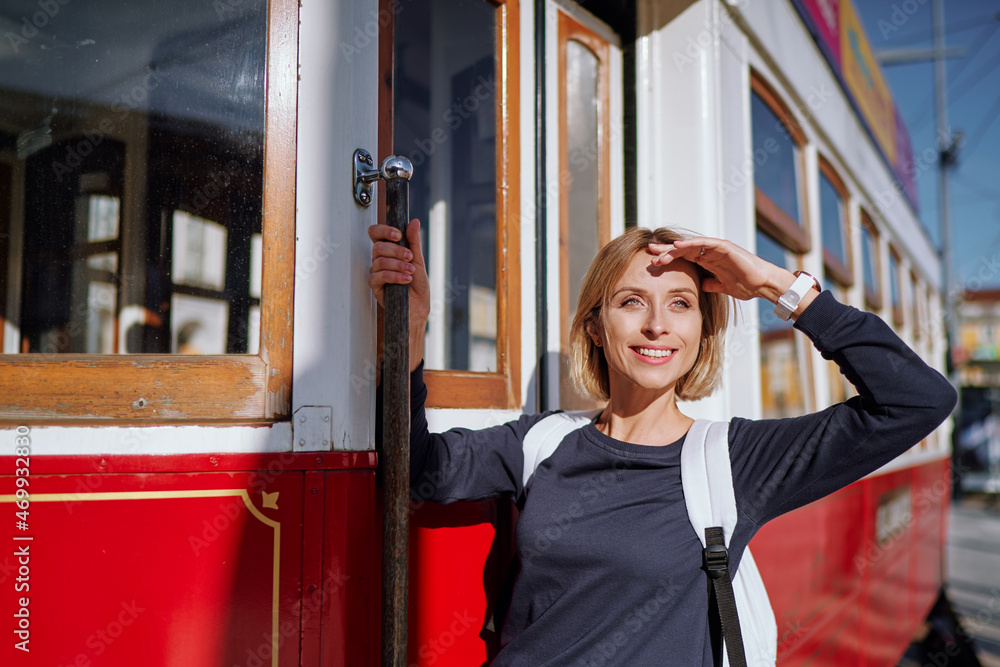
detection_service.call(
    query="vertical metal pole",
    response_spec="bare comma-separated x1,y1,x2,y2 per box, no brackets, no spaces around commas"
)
931,0,964,498
380,155,413,667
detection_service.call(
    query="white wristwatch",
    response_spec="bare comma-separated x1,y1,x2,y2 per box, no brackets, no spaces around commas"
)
773,271,821,321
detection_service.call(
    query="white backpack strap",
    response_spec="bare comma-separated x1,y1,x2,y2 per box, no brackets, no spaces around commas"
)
522,409,602,490
681,419,738,548
682,419,776,667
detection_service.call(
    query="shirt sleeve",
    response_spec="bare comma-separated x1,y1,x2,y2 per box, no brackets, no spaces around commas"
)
729,290,957,526
376,362,549,503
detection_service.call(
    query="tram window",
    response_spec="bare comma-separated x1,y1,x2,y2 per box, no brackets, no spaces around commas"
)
823,282,857,405
386,0,521,409
818,158,852,287
889,247,903,327
861,212,882,311
910,271,923,340
756,229,811,419
394,0,498,373
558,12,612,410
750,72,809,254
3,0,266,355
0,0,297,420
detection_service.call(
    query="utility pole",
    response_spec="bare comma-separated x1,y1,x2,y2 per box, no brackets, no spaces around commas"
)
877,0,963,496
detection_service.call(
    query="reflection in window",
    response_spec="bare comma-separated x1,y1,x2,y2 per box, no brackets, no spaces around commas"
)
823,282,856,406
2,0,266,355
751,93,800,224
911,273,923,340
172,212,227,291
756,229,809,419
819,174,847,268
862,223,879,303
81,194,120,242
172,294,229,355
565,40,601,321
889,250,903,326
394,0,497,372
561,36,603,409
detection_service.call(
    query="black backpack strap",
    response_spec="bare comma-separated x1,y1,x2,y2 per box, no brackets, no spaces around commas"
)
704,526,747,667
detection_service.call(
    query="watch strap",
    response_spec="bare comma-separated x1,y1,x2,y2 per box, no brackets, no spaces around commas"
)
774,271,821,321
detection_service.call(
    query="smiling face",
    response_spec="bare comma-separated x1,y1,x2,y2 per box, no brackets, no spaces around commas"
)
590,250,704,399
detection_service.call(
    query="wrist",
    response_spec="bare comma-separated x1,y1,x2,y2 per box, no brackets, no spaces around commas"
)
759,268,797,304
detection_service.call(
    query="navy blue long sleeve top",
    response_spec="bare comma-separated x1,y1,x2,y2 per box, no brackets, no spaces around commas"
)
385,291,957,665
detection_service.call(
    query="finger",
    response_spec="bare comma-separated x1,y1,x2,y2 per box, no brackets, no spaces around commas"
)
673,238,713,253
405,219,426,267
372,240,413,263
368,223,403,244
700,276,726,293
368,269,414,289
646,243,678,265
371,256,416,276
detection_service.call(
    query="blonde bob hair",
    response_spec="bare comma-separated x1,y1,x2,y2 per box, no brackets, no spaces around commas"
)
569,226,731,402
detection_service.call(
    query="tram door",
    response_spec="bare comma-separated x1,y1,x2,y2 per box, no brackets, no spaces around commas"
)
544,2,624,411
383,0,623,663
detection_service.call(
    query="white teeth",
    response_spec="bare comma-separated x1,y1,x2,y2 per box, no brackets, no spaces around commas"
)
636,348,674,358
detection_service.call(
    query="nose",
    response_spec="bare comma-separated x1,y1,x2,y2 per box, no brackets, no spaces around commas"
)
642,307,669,338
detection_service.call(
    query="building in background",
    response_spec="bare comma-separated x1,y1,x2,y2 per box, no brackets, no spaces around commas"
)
955,289,1000,493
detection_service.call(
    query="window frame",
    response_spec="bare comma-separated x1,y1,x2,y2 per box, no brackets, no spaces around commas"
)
0,0,298,424
860,209,883,311
557,10,612,409
750,70,810,255
817,155,853,288
379,0,522,410
755,227,815,418
888,244,903,327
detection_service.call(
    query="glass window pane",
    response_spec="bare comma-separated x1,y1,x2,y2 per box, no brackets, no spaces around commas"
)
751,93,800,225
2,0,266,354
566,40,600,316
559,37,603,410
890,252,900,309
756,229,809,419
394,0,497,372
819,174,846,267
247,305,261,355
862,225,878,295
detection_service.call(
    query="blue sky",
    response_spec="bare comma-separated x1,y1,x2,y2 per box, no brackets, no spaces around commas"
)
855,1,1000,291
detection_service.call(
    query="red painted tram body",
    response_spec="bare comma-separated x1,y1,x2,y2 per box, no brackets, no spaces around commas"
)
0,0,951,665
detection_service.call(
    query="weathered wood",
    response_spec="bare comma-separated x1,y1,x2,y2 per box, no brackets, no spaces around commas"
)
0,356,266,422
381,162,411,667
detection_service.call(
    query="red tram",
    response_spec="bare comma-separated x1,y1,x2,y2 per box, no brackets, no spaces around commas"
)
0,0,953,665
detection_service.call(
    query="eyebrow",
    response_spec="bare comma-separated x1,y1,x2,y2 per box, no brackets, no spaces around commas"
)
611,286,698,298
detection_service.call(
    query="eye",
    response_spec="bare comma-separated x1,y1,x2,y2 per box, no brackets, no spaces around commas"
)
671,298,692,310
620,296,643,308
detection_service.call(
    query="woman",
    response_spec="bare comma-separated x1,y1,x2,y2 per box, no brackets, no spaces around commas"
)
369,222,956,666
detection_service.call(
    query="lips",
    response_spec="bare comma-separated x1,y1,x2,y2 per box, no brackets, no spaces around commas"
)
630,346,678,364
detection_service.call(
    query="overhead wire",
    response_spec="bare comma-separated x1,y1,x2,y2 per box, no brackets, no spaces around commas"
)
887,11,1000,47
953,172,1000,203
959,85,1000,161
906,19,1000,131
